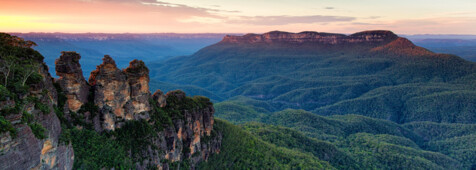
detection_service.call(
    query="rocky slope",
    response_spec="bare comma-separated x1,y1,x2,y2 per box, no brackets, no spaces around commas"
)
0,34,74,169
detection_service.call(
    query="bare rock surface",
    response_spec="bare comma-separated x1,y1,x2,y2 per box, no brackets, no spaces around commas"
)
55,51,90,112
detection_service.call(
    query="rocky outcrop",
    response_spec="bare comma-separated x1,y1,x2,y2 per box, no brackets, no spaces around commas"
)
144,90,221,169
152,89,167,108
89,55,132,130
221,30,398,45
88,56,154,130
124,60,151,117
55,51,90,112
1,34,221,170
86,56,219,168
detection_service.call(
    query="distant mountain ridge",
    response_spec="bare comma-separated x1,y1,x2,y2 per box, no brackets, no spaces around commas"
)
12,33,231,41
219,30,434,57
221,30,398,44
151,30,476,124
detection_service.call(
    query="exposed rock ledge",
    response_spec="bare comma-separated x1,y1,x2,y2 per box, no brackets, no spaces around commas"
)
220,30,399,44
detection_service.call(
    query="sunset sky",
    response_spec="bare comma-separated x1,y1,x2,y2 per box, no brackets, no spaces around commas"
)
1,0,476,34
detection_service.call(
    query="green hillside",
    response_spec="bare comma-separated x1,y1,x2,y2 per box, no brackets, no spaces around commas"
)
198,119,334,169
211,106,475,169
150,31,476,124
3,31,474,169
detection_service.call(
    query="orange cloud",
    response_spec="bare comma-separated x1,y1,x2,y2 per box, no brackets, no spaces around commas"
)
0,0,475,34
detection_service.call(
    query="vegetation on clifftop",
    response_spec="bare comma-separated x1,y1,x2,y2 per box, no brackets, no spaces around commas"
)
0,33,48,140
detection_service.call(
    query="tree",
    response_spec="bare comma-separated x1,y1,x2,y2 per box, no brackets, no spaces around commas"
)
19,61,40,86
0,54,17,86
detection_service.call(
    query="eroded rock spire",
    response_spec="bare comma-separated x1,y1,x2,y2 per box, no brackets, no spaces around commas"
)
55,51,90,112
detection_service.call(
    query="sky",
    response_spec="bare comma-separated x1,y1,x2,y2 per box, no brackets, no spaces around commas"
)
1,0,476,34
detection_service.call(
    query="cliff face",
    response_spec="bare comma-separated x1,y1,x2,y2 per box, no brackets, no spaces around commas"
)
56,54,220,169
220,30,399,45
0,34,74,169
138,90,221,169
0,65,74,169
162,91,218,161
0,33,220,170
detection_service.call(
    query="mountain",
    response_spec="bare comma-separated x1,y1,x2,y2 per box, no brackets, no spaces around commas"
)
150,30,476,124
2,31,476,169
0,33,349,170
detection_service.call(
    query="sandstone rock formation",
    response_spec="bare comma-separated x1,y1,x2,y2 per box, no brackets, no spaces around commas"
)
88,56,155,130
55,51,90,112
124,59,151,117
1,34,221,170
89,55,132,130
86,56,219,169
221,30,399,45
152,89,167,108
142,90,221,169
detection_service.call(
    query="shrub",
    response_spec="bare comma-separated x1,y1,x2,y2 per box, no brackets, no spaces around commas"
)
77,101,98,118
58,126,71,145
12,82,28,95
0,85,13,101
53,82,66,108
35,102,50,114
0,115,16,137
149,98,173,131
21,111,34,124
29,122,47,139
0,104,19,116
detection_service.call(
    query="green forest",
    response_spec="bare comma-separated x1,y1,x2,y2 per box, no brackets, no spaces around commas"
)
2,32,476,169
150,33,476,124
203,106,476,169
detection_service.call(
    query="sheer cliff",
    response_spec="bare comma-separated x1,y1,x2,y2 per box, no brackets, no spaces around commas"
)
0,33,74,169
0,33,221,170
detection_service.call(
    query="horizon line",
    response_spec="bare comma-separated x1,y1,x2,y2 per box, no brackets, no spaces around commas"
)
7,31,476,37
